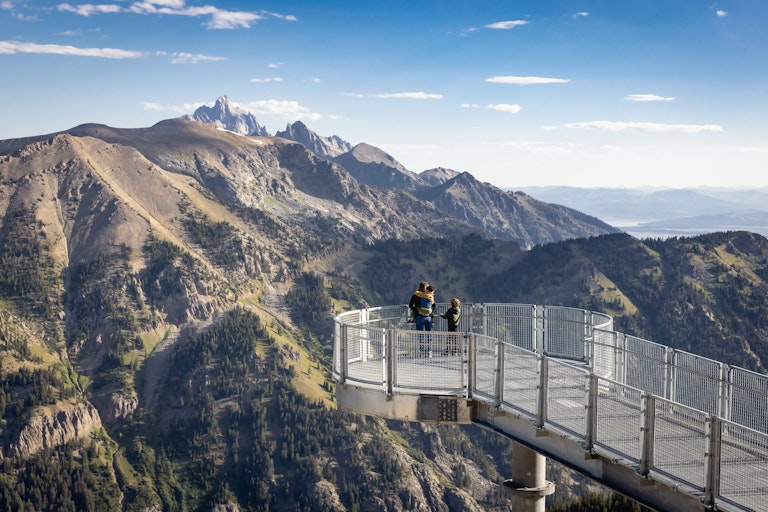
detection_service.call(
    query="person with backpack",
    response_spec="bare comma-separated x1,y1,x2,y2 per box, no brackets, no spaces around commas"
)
408,282,435,356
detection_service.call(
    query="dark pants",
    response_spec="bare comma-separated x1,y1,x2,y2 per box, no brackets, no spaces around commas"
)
416,315,432,355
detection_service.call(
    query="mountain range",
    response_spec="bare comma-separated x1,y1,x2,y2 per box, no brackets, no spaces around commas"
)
522,185,768,238
1,97,766,511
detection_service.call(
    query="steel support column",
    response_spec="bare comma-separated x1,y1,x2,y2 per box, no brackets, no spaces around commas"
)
503,442,555,512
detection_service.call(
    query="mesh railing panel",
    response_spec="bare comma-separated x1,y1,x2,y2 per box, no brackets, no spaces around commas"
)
344,325,385,385
591,329,618,380
544,306,588,361
545,360,589,437
473,334,499,400
729,367,768,434
392,330,466,392
672,351,723,417
500,344,540,418
652,399,708,490
481,304,536,351
624,335,667,397
718,420,768,512
594,378,643,463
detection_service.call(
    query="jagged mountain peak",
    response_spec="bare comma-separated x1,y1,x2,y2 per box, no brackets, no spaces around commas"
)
275,121,352,159
419,167,460,186
184,95,269,136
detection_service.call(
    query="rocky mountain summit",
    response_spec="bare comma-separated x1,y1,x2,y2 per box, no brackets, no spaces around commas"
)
184,95,269,136
276,120,353,159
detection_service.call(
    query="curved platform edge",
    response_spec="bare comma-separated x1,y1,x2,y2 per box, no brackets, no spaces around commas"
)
336,383,473,424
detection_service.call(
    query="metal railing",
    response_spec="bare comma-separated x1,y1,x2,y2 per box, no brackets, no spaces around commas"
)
333,303,768,512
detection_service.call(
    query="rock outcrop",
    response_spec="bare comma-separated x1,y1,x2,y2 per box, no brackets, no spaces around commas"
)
4,401,102,459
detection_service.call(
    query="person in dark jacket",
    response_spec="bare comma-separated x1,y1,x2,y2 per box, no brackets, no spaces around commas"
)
408,282,435,356
440,297,461,355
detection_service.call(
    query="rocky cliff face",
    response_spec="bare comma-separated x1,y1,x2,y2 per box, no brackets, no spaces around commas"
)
3,401,102,460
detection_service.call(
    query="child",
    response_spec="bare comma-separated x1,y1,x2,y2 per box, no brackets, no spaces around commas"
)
440,298,461,355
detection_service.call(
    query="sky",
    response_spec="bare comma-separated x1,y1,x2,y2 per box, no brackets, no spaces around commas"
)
1,1,767,189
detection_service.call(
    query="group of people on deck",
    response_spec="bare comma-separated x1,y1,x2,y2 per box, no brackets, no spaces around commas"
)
408,281,461,357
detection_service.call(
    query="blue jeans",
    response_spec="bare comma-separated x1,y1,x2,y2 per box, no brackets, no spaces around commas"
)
415,315,432,331
416,315,432,355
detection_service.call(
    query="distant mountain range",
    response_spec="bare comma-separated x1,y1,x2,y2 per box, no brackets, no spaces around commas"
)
178,96,619,247
520,186,768,238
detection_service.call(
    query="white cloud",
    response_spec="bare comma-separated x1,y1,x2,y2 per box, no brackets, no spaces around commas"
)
244,99,321,121
487,76,569,85
250,77,283,83
58,3,123,16
625,93,675,102
462,103,521,113
141,101,203,113
717,10,727,17
0,40,144,58
166,51,225,63
0,1,13,9
370,92,443,99
57,1,295,29
485,20,528,30
551,121,723,133
573,12,589,18
311,77,321,83
267,62,282,68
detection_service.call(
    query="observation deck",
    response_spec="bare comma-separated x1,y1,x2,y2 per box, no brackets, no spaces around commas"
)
332,304,768,512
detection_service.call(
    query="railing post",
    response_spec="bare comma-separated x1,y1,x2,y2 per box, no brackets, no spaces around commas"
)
535,305,545,355
717,363,730,421
584,374,598,451
386,328,396,395
467,333,477,400
339,323,348,384
536,356,549,429
704,416,722,508
639,394,656,476
495,339,504,407
583,309,593,366
616,332,626,385
664,347,676,401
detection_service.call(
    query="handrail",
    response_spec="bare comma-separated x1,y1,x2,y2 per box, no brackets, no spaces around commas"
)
333,303,768,512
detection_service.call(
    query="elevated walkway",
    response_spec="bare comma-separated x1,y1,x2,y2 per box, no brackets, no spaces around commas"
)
332,304,768,512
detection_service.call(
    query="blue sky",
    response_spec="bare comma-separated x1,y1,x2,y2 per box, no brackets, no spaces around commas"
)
1,1,767,188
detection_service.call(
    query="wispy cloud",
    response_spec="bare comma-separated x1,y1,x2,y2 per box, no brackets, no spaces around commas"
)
243,99,321,121
573,12,589,19
57,1,296,29
487,76,569,85
2,0,39,20
0,40,144,58
369,92,442,99
163,51,225,64
485,20,528,30
141,101,203,113
550,121,723,133
716,10,727,17
462,103,521,113
249,77,283,83
625,94,675,102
